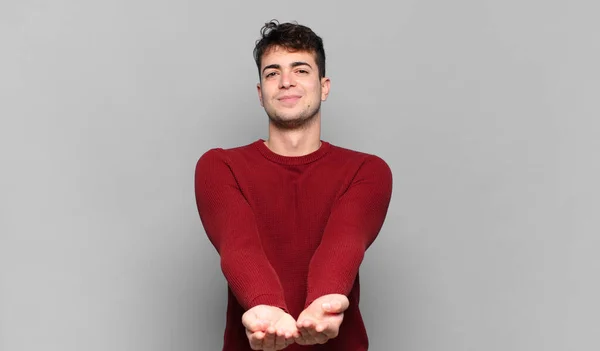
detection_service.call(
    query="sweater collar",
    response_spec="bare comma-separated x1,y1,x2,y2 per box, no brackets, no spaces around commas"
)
253,139,331,165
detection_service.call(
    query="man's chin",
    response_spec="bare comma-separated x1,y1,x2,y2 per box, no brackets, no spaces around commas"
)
268,114,316,130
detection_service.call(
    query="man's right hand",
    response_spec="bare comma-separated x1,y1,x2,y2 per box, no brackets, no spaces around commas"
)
242,305,299,351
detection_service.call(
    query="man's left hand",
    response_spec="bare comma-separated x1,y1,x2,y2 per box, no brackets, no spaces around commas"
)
294,294,349,345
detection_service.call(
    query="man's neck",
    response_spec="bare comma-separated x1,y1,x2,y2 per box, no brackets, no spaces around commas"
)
265,119,322,157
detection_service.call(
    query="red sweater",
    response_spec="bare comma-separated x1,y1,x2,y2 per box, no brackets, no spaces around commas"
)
194,139,393,351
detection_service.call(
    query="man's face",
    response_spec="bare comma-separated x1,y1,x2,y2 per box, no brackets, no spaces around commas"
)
257,46,330,129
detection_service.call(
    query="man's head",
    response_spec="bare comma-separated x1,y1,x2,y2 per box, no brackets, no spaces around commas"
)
253,21,326,80
253,20,330,130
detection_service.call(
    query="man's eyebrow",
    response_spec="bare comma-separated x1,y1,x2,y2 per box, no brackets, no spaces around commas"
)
290,61,312,69
262,64,280,73
262,62,313,74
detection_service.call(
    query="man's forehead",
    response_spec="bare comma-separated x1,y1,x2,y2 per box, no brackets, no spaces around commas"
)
261,46,316,66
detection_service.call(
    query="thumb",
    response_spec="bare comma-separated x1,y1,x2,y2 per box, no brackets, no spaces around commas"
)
322,296,349,314
242,311,268,332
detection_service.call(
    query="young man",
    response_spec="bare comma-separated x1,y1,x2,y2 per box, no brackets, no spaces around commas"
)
194,20,393,351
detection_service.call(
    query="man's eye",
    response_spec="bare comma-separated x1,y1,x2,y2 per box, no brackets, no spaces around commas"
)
265,72,277,78
297,69,308,74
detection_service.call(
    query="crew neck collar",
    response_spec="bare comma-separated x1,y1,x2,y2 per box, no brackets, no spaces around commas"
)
253,139,331,165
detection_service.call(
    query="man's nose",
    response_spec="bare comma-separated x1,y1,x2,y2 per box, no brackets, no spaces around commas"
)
280,71,296,88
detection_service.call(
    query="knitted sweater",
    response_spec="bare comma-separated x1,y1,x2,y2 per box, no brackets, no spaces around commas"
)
194,139,393,351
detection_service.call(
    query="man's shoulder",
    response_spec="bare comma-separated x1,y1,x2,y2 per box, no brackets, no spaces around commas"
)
327,143,393,192
197,140,259,161
330,143,373,158
328,142,391,171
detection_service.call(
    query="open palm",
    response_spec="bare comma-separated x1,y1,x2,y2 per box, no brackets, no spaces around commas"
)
242,305,298,350
295,294,349,345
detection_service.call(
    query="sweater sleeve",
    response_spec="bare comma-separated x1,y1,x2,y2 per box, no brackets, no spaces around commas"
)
194,149,289,312
304,155,393,307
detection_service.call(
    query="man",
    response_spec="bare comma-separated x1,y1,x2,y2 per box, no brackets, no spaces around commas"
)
194,20,393,351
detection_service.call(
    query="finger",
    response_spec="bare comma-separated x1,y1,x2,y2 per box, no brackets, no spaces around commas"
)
289,327,300,340
322,298,348,314
312,322,331,344
263,326,277,351
252,321,269,333
242,312,257,330
315,322,328,333
246,329,263,340
280,327,297,342
295,320,307,337
304,321,320,339
307,322,329,345
295,327,307,345
274,329,287,350
299,319,314,329
294,331,311,346
295,321,313,345
285,334,296,347
301,320,320,344
321,302,334,313
243,315,268,333
322,314,344,338
314,332,329,345
321,325,338,339
322,321,341,339
249,331,265,350
280,327,295,340
298,319,314,337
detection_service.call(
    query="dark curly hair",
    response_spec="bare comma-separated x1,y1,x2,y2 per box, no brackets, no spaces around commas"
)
253,20,326,80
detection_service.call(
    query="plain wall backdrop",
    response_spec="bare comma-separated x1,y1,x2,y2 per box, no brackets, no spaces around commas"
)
1,0,599,350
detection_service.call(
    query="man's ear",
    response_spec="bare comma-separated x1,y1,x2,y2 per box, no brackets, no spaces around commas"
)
257,82,264,107
320,77,331,101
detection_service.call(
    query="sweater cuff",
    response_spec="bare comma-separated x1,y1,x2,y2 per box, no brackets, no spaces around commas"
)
304,289,348,309
247,294,290,313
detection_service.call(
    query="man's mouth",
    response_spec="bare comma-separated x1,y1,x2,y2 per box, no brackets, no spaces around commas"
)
278,95,302,104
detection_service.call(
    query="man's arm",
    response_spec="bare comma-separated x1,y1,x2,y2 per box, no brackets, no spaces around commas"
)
195,148,288,312
304,155,393,307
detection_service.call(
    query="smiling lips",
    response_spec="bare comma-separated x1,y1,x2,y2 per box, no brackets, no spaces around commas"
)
278,95,302,105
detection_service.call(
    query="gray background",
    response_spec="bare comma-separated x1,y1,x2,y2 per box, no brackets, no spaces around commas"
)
1,0,598,350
